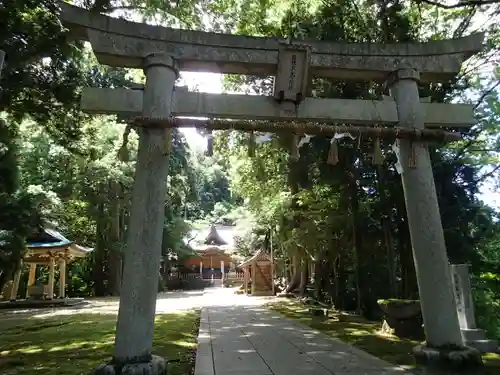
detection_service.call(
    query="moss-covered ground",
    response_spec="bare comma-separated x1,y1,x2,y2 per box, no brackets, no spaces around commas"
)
268,299,500,374
0,310,200,375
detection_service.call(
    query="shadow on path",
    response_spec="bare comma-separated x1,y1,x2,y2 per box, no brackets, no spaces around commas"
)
195,288,413,375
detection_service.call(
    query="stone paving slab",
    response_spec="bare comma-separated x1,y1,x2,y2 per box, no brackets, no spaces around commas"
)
194,302,415,375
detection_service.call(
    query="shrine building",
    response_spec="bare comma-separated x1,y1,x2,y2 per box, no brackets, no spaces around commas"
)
183,225,237,278
1,228,92,302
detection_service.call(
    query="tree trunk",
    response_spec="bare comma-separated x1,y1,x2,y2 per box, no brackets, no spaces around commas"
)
314,250,328,302
395,179,418,299
0,273,10,294
314,259,321,300
263,230,270,251
376,166,398,297
119,196,128,284
93,199,107,297
283,134,310,295
298,256,309,296
285,256,292,283
0,257,20,295
346,158,375,318
335,253,347,310
331,179,350,311
108,180,122,296
285,255,300,293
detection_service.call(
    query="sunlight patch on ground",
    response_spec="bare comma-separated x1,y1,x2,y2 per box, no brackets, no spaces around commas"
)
0,309,200,375
13,346,43,354
0,289,282,375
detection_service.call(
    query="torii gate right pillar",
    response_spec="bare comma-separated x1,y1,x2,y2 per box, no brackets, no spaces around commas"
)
390,66,481,365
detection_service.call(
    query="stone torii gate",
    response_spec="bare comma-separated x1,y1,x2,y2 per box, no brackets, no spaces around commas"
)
60,3,484,374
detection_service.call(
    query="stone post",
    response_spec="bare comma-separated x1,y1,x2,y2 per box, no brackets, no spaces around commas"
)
26,264,36,298
59,259,66,298
220,260,225,279
47,257,55,300
200,261,203,277
451,264,498,353
390,66,482,369
450,264,476,330
96,53,178,375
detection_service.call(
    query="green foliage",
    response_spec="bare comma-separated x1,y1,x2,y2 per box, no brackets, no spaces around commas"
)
473,272,500,340
13,114,207,295
473,225,500,340
185,151,241,220
87,0,206,27
0,118,43,290
0,0,86,142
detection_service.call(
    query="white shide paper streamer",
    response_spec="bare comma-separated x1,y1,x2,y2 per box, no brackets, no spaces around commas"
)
391,140,403,174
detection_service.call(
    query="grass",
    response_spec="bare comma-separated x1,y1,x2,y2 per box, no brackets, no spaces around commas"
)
0,311,200,375
268,299,500,374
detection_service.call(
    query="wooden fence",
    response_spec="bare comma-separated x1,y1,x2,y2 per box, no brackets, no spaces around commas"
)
165,272,245,281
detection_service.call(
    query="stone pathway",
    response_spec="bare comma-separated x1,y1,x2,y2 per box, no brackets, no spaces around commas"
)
195,290,413,375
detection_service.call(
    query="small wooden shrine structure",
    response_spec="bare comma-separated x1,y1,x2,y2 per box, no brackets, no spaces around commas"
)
2,229,92,301
239,249,274,296
183,225,234,277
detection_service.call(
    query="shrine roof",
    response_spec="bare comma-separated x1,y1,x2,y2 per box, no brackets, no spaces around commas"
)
27,228,72,249
186,224,235,249
69,243,94,255
204,225,228,246
26,229,93,256
194,245,231,254
239,249,273,268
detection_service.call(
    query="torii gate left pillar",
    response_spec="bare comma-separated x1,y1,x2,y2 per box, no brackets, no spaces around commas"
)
95,53,177,375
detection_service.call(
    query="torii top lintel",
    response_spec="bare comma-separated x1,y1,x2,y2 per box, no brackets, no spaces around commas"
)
60,3,484,82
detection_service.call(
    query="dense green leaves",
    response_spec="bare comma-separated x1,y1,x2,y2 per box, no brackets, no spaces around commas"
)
1,1,84,140
0,117,43,290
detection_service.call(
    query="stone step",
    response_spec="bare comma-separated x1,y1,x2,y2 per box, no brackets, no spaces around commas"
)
461,328,486,341
465,339,499,353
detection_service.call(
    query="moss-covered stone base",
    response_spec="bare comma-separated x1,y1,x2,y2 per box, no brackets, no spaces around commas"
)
413,344,483,373
94,355,167,375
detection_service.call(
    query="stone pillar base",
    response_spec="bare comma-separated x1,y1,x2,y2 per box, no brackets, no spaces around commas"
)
413,344,482,373
94,355,167,375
